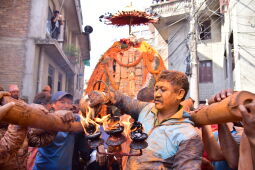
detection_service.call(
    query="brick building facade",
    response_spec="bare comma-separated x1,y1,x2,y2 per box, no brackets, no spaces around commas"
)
0,0,31,89
0,0,91,102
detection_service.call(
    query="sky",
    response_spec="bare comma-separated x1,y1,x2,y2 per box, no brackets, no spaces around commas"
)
80,0,152,81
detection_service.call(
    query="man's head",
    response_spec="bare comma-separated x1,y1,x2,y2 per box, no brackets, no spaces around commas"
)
54,10,60,16
154,70,189,111
51,91,73,111
33,92,51,109
42,85,51,94
8,84,20,100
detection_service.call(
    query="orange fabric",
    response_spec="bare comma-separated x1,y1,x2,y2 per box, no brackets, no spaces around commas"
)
84,40,167,168
85,40,166,117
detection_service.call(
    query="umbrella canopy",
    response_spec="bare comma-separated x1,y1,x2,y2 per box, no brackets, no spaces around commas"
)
99,3,158,28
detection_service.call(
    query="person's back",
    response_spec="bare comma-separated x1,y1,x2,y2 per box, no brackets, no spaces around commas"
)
34,131,75,170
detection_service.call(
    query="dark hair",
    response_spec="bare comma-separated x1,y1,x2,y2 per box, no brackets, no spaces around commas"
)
0,86,4,91
74,99,80,105
157,70,189,100
54,10,60,14
137,87,154,102
33,92,51,105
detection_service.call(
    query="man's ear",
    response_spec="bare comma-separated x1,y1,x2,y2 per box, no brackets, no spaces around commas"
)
177,89,185,100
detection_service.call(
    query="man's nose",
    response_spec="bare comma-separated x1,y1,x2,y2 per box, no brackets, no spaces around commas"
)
65,103,71,109
154,90,161,97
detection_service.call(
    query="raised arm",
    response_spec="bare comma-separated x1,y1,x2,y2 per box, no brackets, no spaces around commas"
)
0,125,27,164
27,110,77,147
239,101,255,167
202,125,224,161
0,102,15,121
0,92,14,121
218,124,239,169
206,89,239,167
89,90,148,117
27,128,56,147
111,90,148,115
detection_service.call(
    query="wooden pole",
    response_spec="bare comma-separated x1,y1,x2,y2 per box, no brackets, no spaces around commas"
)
191,91,255,125
1,96,83,132
2,91,255,129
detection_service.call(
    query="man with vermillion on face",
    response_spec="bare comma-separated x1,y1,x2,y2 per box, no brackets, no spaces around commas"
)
89,70,203,170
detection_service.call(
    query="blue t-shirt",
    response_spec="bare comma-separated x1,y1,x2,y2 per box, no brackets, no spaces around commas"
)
33,131,75,170
33,115,80,170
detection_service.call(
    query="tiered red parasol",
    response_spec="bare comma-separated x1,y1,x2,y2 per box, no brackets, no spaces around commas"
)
99,3,158,34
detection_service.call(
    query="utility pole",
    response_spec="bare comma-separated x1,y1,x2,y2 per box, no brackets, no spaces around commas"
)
189,0,199,108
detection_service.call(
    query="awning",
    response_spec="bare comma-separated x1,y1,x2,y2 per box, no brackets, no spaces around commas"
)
78,33,91,61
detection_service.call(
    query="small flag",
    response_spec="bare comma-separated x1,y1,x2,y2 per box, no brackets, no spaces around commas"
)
83,60,90,66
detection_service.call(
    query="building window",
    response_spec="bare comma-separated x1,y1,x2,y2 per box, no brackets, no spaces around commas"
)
58,73,62,91
48,65,55,90
229,32,235,71
220,0,229,13
199,60,213,83
46,7,53,37
224,52,228,79
199,20,211,40
76,74,79,89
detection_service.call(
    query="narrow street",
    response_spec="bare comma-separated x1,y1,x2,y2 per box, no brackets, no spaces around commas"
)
0,0,255,170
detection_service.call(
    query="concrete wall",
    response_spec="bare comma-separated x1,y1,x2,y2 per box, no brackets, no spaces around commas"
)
167,20,189,72
232,0,255,92
149,25,168,66
221,0,255,93
39,49,67,94
22,0,49,101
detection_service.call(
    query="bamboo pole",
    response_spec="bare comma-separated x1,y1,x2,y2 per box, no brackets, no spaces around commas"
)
191,91,255,125
1,96,83,132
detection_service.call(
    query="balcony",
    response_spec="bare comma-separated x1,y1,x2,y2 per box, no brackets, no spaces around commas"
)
149,0,207,41
150,0,217,22
151,0,194,18
35,38,75,76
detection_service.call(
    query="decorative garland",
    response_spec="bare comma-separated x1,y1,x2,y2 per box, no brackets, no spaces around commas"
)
86,39,166,95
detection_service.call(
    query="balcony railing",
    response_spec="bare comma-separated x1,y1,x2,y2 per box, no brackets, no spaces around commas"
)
151,0,206,18
152,0,179,5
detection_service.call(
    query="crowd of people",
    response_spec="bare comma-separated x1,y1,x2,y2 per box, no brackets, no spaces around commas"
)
0,70,254,170
0,85,92,170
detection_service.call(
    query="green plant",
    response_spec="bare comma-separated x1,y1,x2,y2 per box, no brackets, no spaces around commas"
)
64,44,80,57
